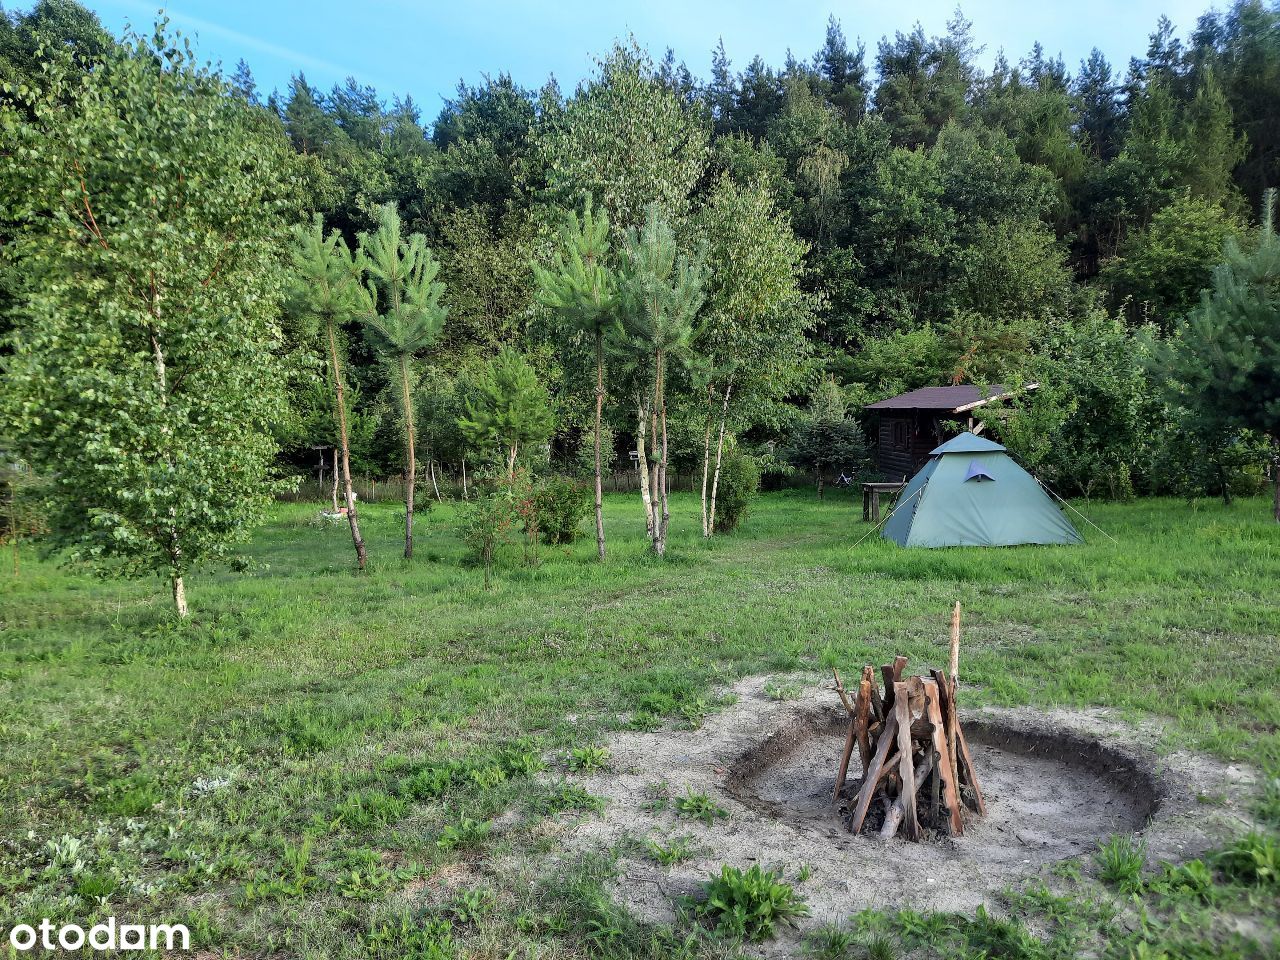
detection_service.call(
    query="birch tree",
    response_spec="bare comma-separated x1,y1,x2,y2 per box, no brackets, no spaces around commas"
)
357,205,447,558
0,23,294,616
616,205,706,556
533,197,616,561
695,175,811,536
289,217,369,569
537,41,709,234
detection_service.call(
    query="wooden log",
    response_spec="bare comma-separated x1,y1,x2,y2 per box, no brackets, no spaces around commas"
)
922,678,964,835
855,674,873,772
881,655,908,714
832,718,857,804
865,665,884,721
881,748,935,839
832,668,856,716
848,711,898,835
892,682,920,840
955,722,988,815
948,602,962,798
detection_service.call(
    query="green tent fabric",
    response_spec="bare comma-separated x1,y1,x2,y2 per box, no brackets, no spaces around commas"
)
882,433,1082,548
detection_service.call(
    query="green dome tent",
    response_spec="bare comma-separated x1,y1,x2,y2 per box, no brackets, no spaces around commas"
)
882,432,1082,548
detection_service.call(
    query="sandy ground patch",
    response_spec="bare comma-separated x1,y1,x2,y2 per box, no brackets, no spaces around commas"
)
555,675,1259,956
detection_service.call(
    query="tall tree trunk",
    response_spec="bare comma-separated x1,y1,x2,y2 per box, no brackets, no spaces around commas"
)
654,351,669,556
331,448,339,512
507,442,518,479
400,355,416,559
1272,436,1280,523
700,385,714,537
430,459,442,501
649,394,660,534
326,319,367,570
462,457,469,500
707,380,733,537
149,325,189,617
593,332,607,561
171,570,187,618
636,396,655,540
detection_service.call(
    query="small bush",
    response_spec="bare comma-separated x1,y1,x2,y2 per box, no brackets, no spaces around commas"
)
695,863,808,941
1214,833,1279,888
1095,835,1146,893
645,835,697,866
535,476,590,544
675,789,728,824
714,448,760,534
566,745,610,772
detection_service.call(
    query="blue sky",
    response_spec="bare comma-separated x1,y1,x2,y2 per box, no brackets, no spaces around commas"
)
79,1,1212,117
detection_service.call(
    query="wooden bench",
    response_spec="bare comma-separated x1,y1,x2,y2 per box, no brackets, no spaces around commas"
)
862,481,907,522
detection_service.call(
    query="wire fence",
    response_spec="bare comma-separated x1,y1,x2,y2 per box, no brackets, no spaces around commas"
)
277,469,715,504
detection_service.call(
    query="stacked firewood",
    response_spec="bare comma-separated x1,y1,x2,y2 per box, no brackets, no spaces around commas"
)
831,604,986,840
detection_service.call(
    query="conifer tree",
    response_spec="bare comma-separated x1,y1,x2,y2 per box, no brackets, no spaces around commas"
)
534,197,616,561
459,347,554,479
357,205,447,559
1157,189,1280,520
616,205,706,556
289,216,369,569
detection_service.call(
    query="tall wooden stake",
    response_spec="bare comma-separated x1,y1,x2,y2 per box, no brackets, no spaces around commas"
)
948,601,962,800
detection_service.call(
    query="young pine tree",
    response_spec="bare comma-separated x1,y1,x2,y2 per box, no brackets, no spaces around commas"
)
459,348,554,479
289,216,369,569
616,205,707,556
357,205,447,559
1157,189,1280,521
533,197,616,561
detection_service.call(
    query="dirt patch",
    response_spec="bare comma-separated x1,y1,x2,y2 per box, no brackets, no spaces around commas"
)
557,675,1260,956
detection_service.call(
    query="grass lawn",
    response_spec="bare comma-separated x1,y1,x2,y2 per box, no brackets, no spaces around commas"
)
2,491,1278,958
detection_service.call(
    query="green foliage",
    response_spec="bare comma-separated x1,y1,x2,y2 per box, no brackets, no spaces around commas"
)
694,863,809,941
1095,835,1147,894
534,476,590,544
435,816,491,851
533,196,616,341
1155,193,1280,485
675,789,728,824
1214,833,1280,888
459,348,554,475
713,446,760,534
645,835,697,867
0,20,296,612
986,313,1165,499
695,173,813,424
785,378,872,491
1104,195,1245,328
565,745,610,772
459,470,522,587
537,42,709,231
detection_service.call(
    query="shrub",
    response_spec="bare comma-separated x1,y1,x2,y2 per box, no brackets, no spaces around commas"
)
460,472,520,588
1095,835,1146,893
1214,833,1279,888
714,448,760,534
695,863,808,941
534,476,590,544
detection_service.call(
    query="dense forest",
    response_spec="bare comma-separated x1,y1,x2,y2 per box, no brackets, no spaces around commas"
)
2,0,1279,605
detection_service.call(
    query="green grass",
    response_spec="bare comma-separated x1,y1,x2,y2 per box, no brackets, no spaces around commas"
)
1,490,1278,956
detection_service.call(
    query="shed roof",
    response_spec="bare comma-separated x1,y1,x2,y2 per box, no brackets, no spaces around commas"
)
864,383,1037,412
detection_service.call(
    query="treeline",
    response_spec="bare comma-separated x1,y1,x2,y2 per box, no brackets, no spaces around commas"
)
261,2,1277,498
1,0,1278,611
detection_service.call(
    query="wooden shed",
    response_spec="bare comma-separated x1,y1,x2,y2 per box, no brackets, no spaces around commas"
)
865,384,1037,479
